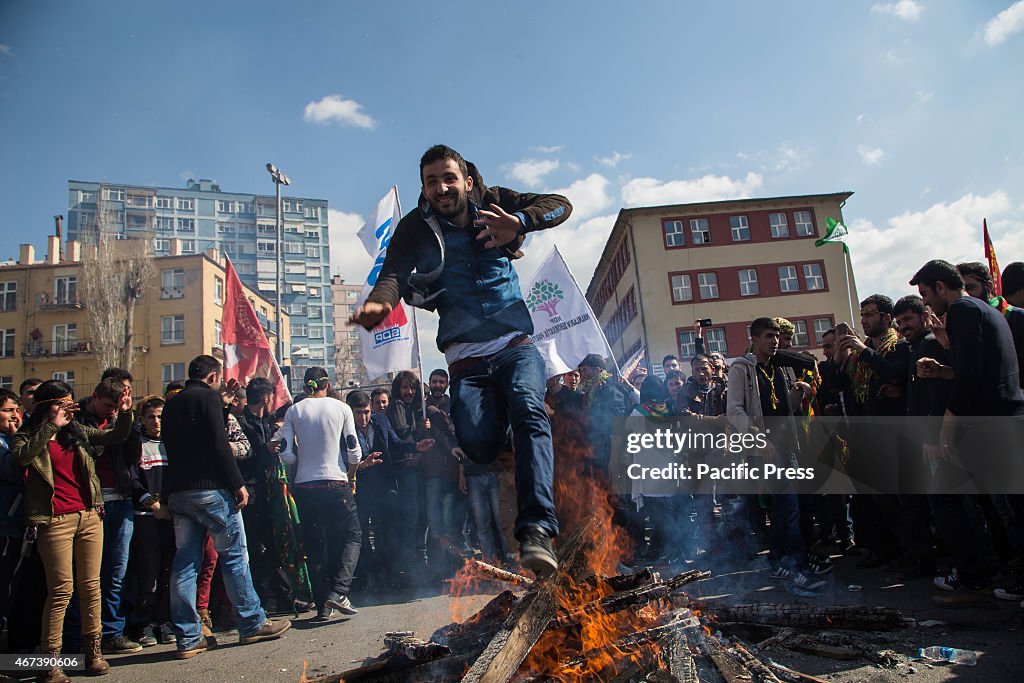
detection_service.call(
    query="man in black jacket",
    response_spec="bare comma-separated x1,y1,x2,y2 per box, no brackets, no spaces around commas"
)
352,145,571,577
234,377,295,613
163,355,289,658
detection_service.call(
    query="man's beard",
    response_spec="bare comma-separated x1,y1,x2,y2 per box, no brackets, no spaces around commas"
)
432,191,468,219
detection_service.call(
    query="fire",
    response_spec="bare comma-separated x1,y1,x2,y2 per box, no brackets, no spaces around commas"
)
514,410,663,680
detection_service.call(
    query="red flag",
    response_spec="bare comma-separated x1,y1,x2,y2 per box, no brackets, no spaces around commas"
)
984,218,1002,297
221,256,292,411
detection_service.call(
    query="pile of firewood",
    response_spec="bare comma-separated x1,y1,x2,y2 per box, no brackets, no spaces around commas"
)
307,521,913,683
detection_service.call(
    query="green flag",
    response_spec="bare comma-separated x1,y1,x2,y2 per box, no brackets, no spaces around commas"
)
815,216,849,252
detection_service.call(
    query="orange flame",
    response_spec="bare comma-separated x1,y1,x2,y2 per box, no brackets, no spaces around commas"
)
516,408,662,680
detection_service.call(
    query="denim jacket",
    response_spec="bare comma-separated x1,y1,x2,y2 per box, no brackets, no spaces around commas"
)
365,163,572,350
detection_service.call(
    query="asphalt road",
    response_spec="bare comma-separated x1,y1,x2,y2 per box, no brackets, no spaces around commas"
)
5,552,1024,682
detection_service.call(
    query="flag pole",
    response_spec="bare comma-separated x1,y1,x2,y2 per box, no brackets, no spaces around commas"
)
843,246,856,332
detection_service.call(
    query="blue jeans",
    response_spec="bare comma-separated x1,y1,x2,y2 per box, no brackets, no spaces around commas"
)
100,498,134,639
169,489,266,650
767,451,806,571
424,477,458,548
467,474,506,562
450,343,559,539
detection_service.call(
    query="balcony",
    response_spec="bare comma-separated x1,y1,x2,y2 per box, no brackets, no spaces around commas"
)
160,287,184,299
39,295,85,310
255,311,278,335
23,340,94,358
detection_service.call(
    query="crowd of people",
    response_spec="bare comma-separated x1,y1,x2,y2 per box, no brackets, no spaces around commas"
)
1,140,1023,682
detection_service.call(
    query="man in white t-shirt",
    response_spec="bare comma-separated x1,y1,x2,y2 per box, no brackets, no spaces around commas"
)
275,367,362,621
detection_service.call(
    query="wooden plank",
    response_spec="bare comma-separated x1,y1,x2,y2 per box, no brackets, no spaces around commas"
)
460,520,595,683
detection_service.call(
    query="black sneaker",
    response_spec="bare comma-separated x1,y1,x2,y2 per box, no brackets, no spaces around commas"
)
807,552,834,575
325,593,358,616
519,526,558,578
313,607,337,622
102,634,143,654
128,627,157,648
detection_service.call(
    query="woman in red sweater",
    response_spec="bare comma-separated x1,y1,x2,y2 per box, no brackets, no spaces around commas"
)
13,380,133,683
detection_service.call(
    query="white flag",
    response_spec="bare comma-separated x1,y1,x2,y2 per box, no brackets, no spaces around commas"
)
356,186,401,257
357,187,420,380
524,246,613,377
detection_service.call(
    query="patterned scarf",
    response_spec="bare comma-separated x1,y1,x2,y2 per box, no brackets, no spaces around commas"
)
635,400,672,420
849,327,899,405
989,295,1015,319
581,369,613,404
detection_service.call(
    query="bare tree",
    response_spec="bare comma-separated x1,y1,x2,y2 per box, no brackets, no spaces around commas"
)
79,186,156,372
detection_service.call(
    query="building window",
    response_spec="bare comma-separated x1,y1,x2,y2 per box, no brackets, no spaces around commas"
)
803,263,824,290
162,363,185,384
292,324,308,336
289,302,307,316
308,286,320,298
0,329,13,358
794,210,814,236
769,212,789,238
161,269,184,298
0,282,15,311
79,191,96,204
217,200,234,213
103,188,125,201
284,262,304,274
155,197,172,209
177,218,195,232
153,239,170,255
308,305,322,320
214,320,222,348
778,265,800,293
670,274,692,302
689,218,711,244
237,202,253,215
235,263,255,275
730,215,750,241
305,246,319,258
53,323,77,354
305,229,320,240
0,376,11,390
156,216,174,231
55,276,78,305
738,268,759,296
347,291,358,300
304,206,320,219
237,223,255,234
678,330,696,359
161,315,185,344
217,223,235,234
697,272,719,299
308,326,324,339
180,240,195,254
52,370,75,390
792,320,809,347
284,242,303,254
705,327,728,355
813,317,833,344
214,276,224,305
306,266,321,279
257,241,276,254
128,214,149,229
663,220,685,247
176,198,194,211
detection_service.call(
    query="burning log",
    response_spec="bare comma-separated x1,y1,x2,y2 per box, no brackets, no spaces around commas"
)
659,628,698,683
466,560,535,587
431,591,518,653
461,520,596,683
809,632,904,668
694,602,910,631
553,569,711,628
382,632,451,661
725,643,784,683
581,568,661,593
702,633,756,683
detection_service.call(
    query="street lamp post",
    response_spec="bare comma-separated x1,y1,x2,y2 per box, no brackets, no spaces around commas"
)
266,163,291,373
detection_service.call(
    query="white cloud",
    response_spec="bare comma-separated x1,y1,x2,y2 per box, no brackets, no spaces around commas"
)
846,191,1019,299
328,208,374,282
856,113,866,126
870,0,924,21
548,173,613,220
0,44,12,58
984,1,1024,46
596,151,631,168
858,145,886,165
516,213,618,291
620,171,764,207
914,90,934,105
507,159,560,188
303,95,376,129
531,145,563,154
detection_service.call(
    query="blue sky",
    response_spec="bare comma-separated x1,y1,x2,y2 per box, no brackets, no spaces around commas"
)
2,1,1023,373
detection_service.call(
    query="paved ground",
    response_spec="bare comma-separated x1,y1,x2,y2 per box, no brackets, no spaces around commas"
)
4,552,1023,682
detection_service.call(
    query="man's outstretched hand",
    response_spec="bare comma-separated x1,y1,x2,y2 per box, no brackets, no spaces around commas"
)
475,203,523,249
350,301,393,330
